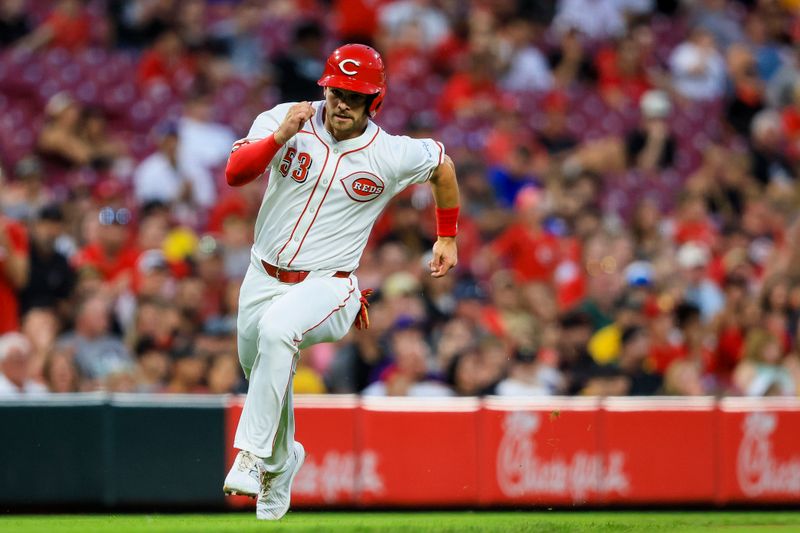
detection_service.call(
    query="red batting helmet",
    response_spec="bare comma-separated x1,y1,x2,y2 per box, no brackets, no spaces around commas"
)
317,44,386,117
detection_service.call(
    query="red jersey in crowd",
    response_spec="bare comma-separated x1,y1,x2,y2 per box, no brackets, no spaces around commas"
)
42,8,92,51
0,218,28,334
72,243,140,282
491,224,560,283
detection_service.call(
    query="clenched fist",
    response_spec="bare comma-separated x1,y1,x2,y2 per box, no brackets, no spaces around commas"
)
274,102,315,145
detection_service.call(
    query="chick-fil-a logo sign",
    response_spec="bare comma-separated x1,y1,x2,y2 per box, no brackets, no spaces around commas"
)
496,412,629,501
293,450,384,503
737,413,800,497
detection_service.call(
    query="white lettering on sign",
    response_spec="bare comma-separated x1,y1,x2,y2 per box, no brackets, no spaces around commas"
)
293,450,383,502
496,412,629,501
737,412,800,497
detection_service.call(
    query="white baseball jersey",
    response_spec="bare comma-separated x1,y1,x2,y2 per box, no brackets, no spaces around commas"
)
239,100,445,272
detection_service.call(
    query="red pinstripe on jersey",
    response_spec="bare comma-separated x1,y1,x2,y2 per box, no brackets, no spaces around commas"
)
275,131,331,264
286,115,381,267
292,278,356,344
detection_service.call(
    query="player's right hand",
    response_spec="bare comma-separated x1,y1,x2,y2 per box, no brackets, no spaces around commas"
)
274,102,315,145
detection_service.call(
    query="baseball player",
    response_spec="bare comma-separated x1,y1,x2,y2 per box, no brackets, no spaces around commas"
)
221,44,459,520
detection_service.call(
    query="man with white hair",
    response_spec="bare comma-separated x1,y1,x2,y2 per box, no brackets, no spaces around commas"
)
0,332,47,396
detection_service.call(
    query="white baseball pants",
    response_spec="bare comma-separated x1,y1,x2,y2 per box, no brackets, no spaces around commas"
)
233,253,361,472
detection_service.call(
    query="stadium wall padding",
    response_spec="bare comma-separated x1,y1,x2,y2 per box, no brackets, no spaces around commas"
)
2,394,799,509
226,396,800,508
0,394,227,509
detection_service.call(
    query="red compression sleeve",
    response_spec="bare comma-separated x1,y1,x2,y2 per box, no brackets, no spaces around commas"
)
435,206,459,237
225,134,283,187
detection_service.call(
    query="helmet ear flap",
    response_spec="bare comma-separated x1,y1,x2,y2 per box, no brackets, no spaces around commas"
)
367,91,385,117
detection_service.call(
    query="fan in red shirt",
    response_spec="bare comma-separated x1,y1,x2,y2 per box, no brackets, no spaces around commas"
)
595,27,653,110
71,206,140,290
137,30,197,94
41,0,92,51
20,0,93,52
438,51,508,120
488,186,560,283
0,216,29,333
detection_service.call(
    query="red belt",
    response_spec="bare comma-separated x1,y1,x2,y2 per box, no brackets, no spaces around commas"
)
261,260,350,284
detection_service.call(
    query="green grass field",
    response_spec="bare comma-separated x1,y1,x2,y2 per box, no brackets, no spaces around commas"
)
2,512,800,533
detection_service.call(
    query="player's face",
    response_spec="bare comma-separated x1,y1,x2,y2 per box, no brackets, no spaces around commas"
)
324,87,370,140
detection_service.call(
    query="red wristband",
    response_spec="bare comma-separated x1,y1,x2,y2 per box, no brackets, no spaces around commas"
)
435,206,459,237
225,133,283,187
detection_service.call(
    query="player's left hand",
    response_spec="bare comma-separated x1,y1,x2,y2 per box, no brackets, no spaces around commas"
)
429,237,457,278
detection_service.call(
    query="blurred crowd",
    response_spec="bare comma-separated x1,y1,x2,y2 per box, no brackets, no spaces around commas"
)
1,0,800,399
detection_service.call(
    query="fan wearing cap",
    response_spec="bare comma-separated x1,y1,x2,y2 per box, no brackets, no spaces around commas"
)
222,44,459,520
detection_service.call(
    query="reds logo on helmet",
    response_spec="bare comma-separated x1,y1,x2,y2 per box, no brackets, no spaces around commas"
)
340,172,385,202
337,59,361,75
318,44,386,117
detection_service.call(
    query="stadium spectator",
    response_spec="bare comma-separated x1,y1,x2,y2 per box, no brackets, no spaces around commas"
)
132,336,169,392
535,91,578,157
725,44,765,138
676,241,725,322
378,0,450,50
272,21,326,102
595,32,654,111
20,307,60,381
548,27,596,89
555,311,604,394
175,0,209,50
0,0,31,48
552,0,627,41
133,122,198,208
616,325,662,395
210,0,266,79
588,291,648,366
437,51,507,120
42,344,81,393
176,92,236,210
362,320,452,397
734,327,796,396
497,19,553,93
439,347,478,396
0,212,29,334
57,292,134,385
137,29,197,95
17,0,93,52
165,349,207,394
37,93,99,170
19,204,75,317
748,109,794,188
0,332,46,395
496,349,561,397
663,359,706,395
0,157,51,222
488,187,560,284
79,107,130,174
669,26,727,101
690,0,745,51
107,0,175,49
333,0,380,45
71,205,139,293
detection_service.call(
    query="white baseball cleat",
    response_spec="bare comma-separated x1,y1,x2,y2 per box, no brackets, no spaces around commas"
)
223,450,263,498
256,441,306,520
